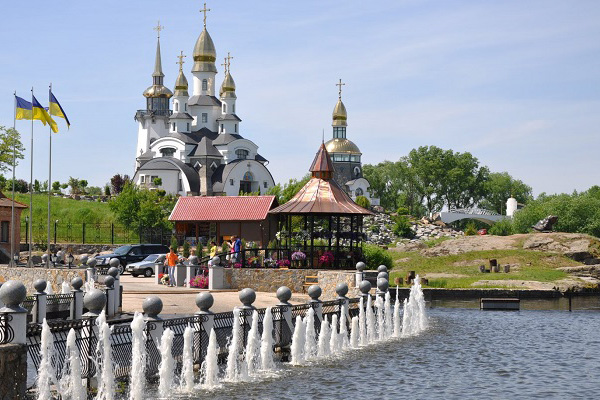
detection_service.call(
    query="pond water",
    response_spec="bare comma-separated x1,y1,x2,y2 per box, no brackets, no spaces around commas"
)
158,298,600,400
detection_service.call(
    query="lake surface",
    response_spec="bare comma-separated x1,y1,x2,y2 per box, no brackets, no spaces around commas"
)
150,297,600,400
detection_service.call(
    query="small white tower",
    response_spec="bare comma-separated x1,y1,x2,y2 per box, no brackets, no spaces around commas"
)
217,53,241,134
135,21,173,165
506,197,518,217
169,51,193,133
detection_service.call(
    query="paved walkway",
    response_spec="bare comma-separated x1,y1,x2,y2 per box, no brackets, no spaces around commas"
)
120,275,310,315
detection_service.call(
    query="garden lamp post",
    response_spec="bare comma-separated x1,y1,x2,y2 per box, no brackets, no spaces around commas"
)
67,253,74,269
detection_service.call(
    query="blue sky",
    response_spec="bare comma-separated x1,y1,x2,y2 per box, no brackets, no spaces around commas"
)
0,0,599,196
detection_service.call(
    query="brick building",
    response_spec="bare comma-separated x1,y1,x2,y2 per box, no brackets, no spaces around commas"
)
0,192,27,263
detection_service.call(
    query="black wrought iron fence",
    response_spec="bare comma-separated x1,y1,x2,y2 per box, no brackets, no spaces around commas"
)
22,221,172,246
0,313,14,344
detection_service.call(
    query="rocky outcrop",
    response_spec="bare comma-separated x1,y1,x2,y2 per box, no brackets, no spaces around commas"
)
410,218,463,241
364,213,396,245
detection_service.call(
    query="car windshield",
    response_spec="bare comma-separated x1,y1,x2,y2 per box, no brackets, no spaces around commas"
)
143,254,159,262
113,245,132,255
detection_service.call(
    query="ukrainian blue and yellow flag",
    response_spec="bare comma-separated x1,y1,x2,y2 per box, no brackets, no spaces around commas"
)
15,96,33,120
49,91,70,129
32,95,58,133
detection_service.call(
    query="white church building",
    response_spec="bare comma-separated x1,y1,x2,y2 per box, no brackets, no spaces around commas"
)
132,9,274,196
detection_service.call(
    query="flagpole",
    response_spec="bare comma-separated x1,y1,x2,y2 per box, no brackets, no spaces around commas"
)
28,87,34,268
47,83,52,267
10,92,17,267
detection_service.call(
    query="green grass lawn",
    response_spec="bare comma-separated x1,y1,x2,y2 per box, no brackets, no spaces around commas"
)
387,248,580,289
9,192,115,223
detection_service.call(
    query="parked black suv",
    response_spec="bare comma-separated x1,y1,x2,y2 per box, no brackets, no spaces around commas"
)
95,244,170,274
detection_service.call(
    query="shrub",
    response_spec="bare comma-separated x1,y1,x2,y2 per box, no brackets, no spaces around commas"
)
464,221,478,236
355,195,370,209
363,243,393,270
183,241,190,258
392,215,413,238
489,218,514,236
396,206,409,215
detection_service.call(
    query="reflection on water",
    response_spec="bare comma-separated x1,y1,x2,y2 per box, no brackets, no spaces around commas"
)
146,301,600,400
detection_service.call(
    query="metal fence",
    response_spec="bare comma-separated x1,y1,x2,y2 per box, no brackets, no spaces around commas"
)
0,313,14,344
22,221,173,245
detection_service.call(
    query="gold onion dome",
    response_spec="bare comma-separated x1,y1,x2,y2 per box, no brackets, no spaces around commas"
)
193,28,217,73
174,70,189,97
220,72,236,98
332,99,347,127
325,138,361,154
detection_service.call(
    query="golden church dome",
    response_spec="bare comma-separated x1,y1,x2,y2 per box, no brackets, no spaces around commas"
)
174,69,189,97
325,138,361,154
332,99,347,127
143,84,173,98
193,28,217,73
219,72,236,98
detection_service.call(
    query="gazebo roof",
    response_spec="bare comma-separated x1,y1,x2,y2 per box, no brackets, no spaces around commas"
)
270,143,373,216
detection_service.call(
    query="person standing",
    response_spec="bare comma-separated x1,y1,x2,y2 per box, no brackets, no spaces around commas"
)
165,247,178,287
233,236,242,265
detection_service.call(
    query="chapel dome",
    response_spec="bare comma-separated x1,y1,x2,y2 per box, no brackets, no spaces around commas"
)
174,70,189,97
219,72,236,98
325,138,361,155
332,99,347,127
192,28,217,73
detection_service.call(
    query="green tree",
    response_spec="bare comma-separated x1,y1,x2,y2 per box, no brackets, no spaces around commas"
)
109,182,176,231
405,146,449,214
104,185,111,196
79,180,88,194
110,174,130,195
87,186,103,196
479,172,533,214
60,183,68,191
33,179,41,193
0,126,25,173
52,181,61,192
68,177,80,194
152,177,162,187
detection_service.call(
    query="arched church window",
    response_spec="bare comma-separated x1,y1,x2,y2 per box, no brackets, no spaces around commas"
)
202,79,208,91
174,102,179,112
235,124,238,133
354,166,361,178
186,123,190,131
233,104,236,113
160,147,176,157
222,103,227,113
242,171,254,181
172,123,176,131
236,149,249,160
184,103,187,111
355,188,364,196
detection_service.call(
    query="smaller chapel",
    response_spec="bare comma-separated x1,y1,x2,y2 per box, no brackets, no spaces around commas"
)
132,7,275,196
324,81,379,206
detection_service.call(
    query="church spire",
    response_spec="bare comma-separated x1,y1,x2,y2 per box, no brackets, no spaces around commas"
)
332,79,347,139
143,21,172,109
174,51,189,97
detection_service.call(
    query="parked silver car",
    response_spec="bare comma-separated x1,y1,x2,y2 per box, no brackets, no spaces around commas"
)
126,254,165,277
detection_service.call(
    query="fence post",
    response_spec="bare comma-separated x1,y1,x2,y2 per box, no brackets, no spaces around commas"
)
70,277,84,320
359,280,371,304
32,280,47,324
336,282,350,324
108,261,121,315
142,296,164,346
187,256,199,289
307,285,323,322
276,286,293,346
86,257,97,283
355,262,365,287
0,280,28,344
103,276,115,317
195,292,214,333
239,288,256,335
82,223,86,245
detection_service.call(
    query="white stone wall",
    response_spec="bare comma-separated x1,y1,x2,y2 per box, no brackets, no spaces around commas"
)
222,160,275,196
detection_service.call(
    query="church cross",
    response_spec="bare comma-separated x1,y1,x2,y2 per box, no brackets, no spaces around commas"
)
177,51,186,70
153,21,164,39
336,78,345,99
221,57,228,73
200,3,211,27
225,52,234,71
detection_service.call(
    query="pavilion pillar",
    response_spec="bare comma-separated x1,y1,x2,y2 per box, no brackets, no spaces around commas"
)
309,215,314,268
336,216,340,269
195,222,199,247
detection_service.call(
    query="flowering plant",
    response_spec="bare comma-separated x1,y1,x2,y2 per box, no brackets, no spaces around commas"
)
159,274,169,285
234,262,242,268
275,230,289,241
264,258,275,268
319,251,334,264
276,259,291,268
247,256,260,267
190,275,208,289
291,251,306,261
